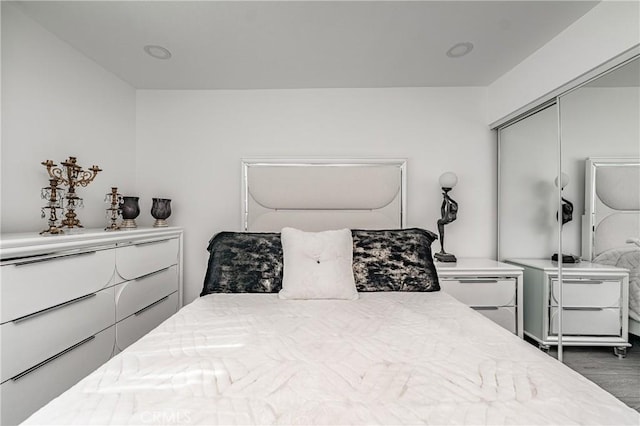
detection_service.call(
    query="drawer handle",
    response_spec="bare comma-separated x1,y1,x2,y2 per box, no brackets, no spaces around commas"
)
134,295,170,316
562,307,604,311
12,250,96,267
456,279,499,284
561,280,605,285
135,267,171,281
473,306,499,311
12,293,97,324
11,335,96,382
134,239,171,247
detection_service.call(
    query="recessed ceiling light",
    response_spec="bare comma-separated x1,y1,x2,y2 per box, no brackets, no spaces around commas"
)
143,45,172,60
446,42,474,58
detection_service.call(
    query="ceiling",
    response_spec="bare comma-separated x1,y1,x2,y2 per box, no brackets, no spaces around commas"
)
11,1,601,90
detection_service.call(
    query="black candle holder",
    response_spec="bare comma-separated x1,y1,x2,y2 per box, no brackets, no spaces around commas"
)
120,196,140,229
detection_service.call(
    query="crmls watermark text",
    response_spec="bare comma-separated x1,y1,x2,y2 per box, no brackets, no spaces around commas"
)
140,410,192,424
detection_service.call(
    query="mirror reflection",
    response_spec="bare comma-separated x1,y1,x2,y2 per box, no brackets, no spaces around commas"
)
498,57,639,382
559,57,640,357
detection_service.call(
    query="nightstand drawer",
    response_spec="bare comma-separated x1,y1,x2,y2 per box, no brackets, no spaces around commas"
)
115,237,179,282
440,278,516,307
549,307,621,336
550,278,621,308
474,306,516,334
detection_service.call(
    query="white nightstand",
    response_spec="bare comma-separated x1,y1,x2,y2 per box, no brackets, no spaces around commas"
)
435,259,524,337
506,259,630,357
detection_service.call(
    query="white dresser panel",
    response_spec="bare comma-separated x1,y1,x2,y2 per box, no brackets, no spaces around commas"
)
1,286,114,383
507,258,629,354
0,227,184,425
435,259,524,337
115,265,178,322
550,308,621,336
0,248,114,323
474,306,517,334
115,237,179,282
0,325,116,426
439,278,516,307
116,291,179,352
550,278,621,308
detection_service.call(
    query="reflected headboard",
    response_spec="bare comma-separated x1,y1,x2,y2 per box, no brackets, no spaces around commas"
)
242,159,406,232
582,157,640,260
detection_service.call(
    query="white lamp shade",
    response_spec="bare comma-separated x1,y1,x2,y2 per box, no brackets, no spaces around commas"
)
555,172,570,189
439,172,458,189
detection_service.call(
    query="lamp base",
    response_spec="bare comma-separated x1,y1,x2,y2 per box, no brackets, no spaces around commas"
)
551,253,580,263
435,252,457,263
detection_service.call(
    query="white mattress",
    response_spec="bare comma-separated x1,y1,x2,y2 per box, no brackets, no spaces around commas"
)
25,292,639,425
594,245,640,321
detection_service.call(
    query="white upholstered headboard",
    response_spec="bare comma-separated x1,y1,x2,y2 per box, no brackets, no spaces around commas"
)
242,159,406,232
582,157,640,260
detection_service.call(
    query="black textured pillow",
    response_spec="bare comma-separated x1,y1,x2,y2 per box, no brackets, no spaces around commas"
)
200,232,283,296
351,228,440,292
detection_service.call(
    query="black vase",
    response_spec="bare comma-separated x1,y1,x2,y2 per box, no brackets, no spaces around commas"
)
120,196,140,228
151,198,171,227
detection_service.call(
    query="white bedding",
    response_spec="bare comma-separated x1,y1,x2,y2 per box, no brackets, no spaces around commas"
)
594,245,640,321
25,292,638,425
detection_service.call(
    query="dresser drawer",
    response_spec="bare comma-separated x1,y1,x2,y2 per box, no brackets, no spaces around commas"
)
1,286,114,383
0,248,115,323
115,291,178,351
474,306,516,334
115,238,179,282
550,278,621,308
0,325,115,426
549,307,621,336
440,278,516,307
115,265,178,322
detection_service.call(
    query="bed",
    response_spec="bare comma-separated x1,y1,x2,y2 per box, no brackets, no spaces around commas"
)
582,157,640,336
23,159,639,425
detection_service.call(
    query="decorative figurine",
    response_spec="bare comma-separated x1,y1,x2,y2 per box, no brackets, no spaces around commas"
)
151,198,172,227
435,172,458,263
42,157,101,229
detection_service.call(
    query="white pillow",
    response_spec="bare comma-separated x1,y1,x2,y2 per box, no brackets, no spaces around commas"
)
279,227,358,300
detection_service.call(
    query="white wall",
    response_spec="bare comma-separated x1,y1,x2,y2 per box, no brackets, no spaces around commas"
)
488,0,640,125
136,88,496,303
1,4,136,233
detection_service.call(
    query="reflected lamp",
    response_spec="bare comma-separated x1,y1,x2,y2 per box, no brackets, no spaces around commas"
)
552,172,580,263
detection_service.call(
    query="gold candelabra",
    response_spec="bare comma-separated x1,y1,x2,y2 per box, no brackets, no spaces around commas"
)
40,178,65,235
104,187,123,231
42,156,101,229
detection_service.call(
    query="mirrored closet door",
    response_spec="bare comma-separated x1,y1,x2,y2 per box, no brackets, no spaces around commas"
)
498,103,563,358
558,56,640,358
498,54,639,363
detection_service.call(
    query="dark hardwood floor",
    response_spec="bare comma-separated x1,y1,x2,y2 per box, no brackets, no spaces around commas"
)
526,335,640,412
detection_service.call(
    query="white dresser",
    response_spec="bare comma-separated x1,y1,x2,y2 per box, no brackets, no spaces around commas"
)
506,259,630,357
0,227,183,425
435,259,524,337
